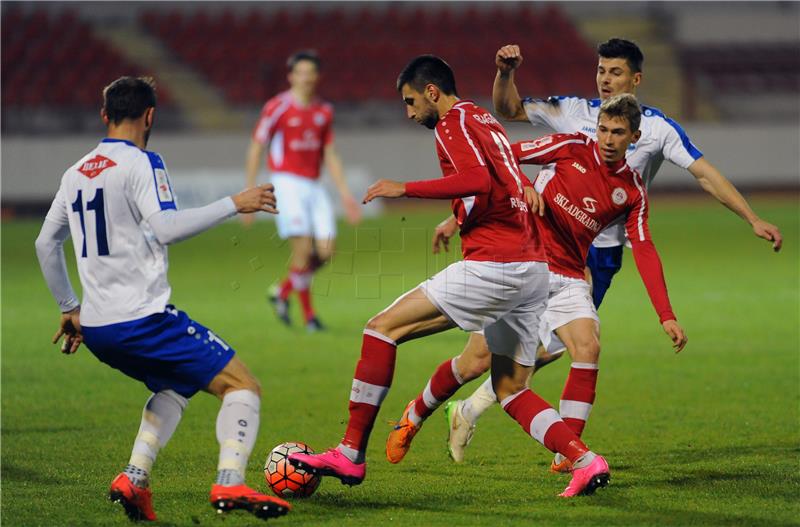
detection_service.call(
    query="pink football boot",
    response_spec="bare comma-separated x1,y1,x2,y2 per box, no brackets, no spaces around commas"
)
559,455,610,497
288,448,365,486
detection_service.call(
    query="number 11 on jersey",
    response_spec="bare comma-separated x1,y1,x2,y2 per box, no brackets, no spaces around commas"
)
71,189,109,257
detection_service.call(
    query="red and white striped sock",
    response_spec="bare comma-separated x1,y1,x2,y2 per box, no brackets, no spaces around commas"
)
409,358,464,426
559,362,598,437
289,268,315,322
500,389,590,463
340,330,397,462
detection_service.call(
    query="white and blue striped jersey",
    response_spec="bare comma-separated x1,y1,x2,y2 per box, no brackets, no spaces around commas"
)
43,138,177,326
523,96,703,247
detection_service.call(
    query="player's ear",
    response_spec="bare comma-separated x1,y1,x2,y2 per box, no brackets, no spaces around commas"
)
631,129,642,143
425,83,440,103
632,72,642,88
144,107,155,129
100,108,109,126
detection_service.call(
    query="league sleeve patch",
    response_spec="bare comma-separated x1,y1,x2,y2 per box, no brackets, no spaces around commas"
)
521,136,553,151
155,168,174,202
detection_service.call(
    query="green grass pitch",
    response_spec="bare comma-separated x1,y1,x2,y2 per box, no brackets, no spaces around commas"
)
2,196,798,526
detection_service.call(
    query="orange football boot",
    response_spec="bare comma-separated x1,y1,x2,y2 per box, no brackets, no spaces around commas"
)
210,483,291,520
109,473,157,522
386,400,421,464
550,454,574,474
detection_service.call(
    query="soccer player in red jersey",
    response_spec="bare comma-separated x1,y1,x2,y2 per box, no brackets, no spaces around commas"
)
289,55,611,498
244,50,361,332
385,94,687,488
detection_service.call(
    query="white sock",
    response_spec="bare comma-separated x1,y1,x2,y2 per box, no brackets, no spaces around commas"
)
127,390,188,486
336,443,365,464
216,389,260,486
460,377,497,425
572,451,597,470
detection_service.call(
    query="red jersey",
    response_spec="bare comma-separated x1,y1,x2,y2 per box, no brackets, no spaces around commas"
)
513,132,676,322
406,101,544,263
252,90,334,179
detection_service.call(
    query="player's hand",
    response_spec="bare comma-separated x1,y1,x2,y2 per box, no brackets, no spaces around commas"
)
233,184,278,215
524,186,545,217
752,219,782,252
496,45,523,74
662,319,687,353
432,216,458,254
362,179,405,204
342,194,362,225
53,307,82,355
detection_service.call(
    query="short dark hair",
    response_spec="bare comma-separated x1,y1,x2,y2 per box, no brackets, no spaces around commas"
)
396,55,458,96
599,93,641,133
287,49,320,72
102,76,157,125
597,38,644,73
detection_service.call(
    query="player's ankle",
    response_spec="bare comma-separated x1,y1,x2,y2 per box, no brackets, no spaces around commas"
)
215,468,245,487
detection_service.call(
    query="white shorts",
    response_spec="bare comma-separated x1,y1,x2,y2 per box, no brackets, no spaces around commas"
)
272,172,336,240
539,273,599,355
420,260,549,367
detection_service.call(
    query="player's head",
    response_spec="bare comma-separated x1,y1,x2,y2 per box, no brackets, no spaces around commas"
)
596,38,643,100
101,76,157,147
287,50,320,96
396,55,458,129
596,93,642,162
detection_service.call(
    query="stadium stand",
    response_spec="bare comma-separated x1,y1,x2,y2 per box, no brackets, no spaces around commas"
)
1,7,172,111
138,4,597,105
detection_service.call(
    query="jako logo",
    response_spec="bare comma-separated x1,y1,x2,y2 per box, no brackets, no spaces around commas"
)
582,197,598,213
572,162,587,174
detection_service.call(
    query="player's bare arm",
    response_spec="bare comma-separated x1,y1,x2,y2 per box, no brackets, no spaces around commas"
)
432,215,458,253
688,158,782,252
323,143,361,224
241,140,266,226
232,183,279,214
493,45,527,121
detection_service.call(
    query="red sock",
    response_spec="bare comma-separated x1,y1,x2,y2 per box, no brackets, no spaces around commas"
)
298,288,315,322
501,389,589,463
342,330,397,453
559,363,598,437
412,358,463,422
278,277,293,301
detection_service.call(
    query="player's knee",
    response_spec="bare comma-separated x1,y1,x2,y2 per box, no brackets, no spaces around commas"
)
365,314,392,339
492,377,526,403
572,338,601,363
458,352,491,381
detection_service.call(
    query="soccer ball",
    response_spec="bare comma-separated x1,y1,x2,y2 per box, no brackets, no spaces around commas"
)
264,442,321,498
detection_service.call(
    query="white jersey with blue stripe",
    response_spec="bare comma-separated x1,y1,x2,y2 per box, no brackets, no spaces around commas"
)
523,95,703,247
43,138,178,326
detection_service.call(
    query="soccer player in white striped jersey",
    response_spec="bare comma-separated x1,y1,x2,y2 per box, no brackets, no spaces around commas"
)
35,77,291,522
423,39,782,466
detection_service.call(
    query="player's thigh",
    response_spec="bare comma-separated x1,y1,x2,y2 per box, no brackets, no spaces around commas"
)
205,355,261,399
367,286,455,343
539,275,599,358
311,184,336,248
555,318,601,363
272,174,313,238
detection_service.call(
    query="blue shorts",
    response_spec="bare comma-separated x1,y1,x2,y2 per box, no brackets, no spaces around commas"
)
586,245,624,309
82,306,235,398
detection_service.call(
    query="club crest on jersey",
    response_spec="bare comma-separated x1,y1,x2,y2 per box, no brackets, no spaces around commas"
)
520,136,553,151
313,112,326,126
288,116,302,127
582,197,598,213
155,169,173,202
612,187,627,205
78,155,116,179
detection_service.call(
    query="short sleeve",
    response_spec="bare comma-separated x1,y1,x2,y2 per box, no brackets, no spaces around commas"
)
44,182,69,226
129,151,177,221
658,116,703,169
322,107,334,146
252,97,289,145
523,96,583,132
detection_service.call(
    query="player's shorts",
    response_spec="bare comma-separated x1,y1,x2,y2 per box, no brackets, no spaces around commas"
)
539,273,600,355
420,259,549,366
586,244,624,308
81,306,235,398
272,172,335,241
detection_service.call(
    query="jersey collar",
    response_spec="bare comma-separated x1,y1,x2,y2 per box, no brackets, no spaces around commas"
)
101,138,138,148
592,142,627,173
